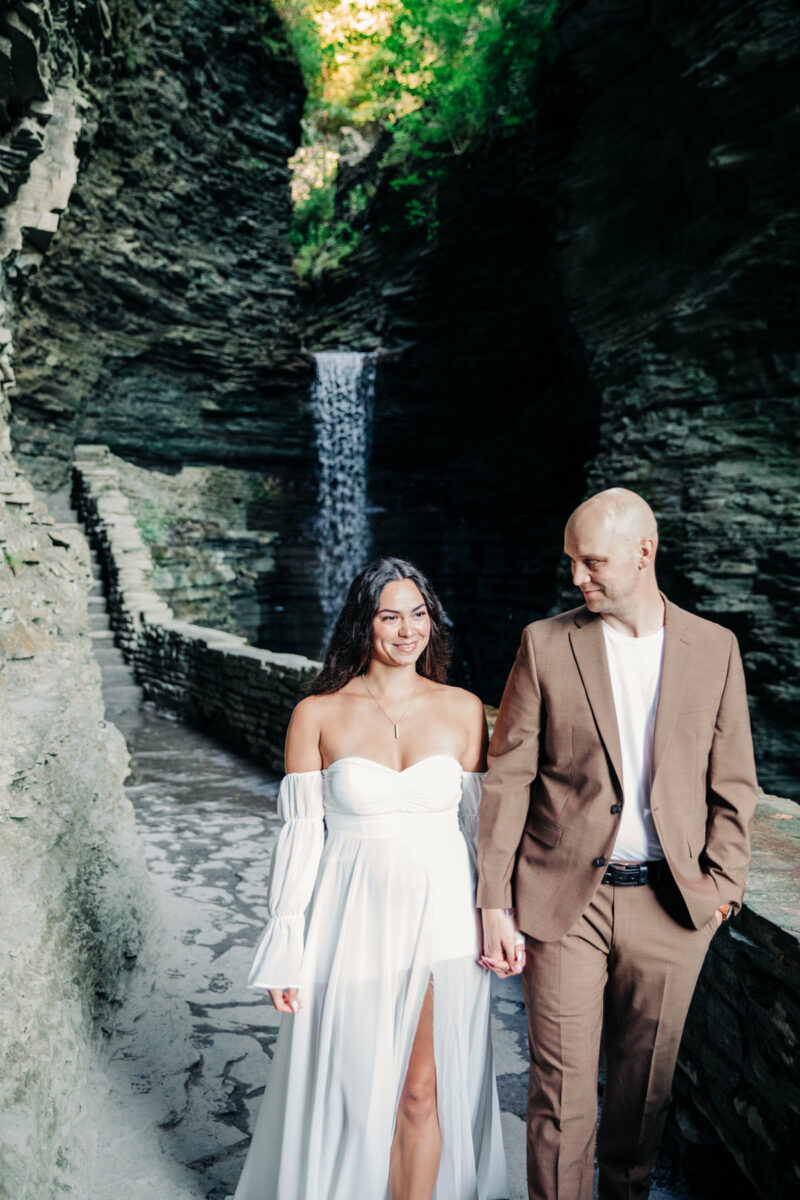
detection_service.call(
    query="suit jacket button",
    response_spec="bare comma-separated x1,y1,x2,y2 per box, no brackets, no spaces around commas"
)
610,804,621,814
593,856,606,868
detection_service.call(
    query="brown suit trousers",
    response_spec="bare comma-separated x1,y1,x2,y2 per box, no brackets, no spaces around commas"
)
477,598,758,1199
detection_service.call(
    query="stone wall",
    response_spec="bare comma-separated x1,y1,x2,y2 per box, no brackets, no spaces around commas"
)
97,449,323,654
0,11,157,1192
73,444,320,771
0,453,155,1199
673,793,800,1199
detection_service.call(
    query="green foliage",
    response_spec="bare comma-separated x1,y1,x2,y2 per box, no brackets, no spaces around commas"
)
267,1,325,105
1,545,20,573
289,180,362,279
135,501,172,547
388,167,444,237
264,0,562,271
376,0,560,159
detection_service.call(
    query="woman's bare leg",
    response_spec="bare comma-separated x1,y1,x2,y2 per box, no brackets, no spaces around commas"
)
389,977,440,1200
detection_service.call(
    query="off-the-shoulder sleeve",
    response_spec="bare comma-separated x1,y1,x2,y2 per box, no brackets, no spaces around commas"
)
458,771,485,884
247,772,325,991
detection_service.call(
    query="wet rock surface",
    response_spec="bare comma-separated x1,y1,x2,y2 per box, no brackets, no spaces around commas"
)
105,451,293,648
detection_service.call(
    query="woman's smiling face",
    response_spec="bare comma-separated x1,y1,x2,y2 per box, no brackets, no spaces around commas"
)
371,579,431,667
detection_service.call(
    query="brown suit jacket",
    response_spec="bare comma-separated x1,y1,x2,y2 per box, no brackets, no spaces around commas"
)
477,597,759,941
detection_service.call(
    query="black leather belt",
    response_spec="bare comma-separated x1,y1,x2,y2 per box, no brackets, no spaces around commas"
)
601,861,666,887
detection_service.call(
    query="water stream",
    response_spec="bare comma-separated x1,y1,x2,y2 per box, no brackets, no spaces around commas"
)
312,351,376,647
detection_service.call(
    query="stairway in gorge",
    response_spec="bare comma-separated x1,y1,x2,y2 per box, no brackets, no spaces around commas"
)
40,487,143,726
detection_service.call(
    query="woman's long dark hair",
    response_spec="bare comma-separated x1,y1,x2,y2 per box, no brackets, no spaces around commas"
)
308,557,452,695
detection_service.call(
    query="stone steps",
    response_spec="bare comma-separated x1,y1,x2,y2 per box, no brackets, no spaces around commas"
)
92,645,126,668
101,664,136,685
32,485,143,715
101,684,144,711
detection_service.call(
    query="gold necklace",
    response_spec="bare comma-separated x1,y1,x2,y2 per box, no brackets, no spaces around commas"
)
362,675,418,739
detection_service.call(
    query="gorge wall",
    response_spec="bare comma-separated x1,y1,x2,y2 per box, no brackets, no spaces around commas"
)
0,5,160,1194
0,3,311,1194
305,0,800,797
6,0,321,653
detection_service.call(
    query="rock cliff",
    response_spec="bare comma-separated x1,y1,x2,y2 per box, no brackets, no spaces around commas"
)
3,0,321,654
304,0,800,795
9,0,313,478
0,4,293,1195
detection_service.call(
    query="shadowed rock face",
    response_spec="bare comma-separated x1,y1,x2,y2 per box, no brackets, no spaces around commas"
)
304,0,800,795
4,0,322,653
10,0,314,485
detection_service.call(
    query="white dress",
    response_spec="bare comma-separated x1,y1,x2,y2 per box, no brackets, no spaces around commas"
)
232,754,508,1200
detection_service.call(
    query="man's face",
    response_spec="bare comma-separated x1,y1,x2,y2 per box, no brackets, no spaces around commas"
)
563,515,641,615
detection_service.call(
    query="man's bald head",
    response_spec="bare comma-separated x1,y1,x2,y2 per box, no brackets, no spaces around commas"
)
565,488,658,547
563,488,661,620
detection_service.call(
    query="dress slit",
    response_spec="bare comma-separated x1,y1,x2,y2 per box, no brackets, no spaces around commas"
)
392,972,437,1134
389,973,439,1193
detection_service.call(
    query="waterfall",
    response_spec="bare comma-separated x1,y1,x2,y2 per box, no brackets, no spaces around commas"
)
312,351,376,647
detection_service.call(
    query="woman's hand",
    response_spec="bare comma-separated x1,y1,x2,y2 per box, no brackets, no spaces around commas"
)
479,908,525,978
268,987,301,1014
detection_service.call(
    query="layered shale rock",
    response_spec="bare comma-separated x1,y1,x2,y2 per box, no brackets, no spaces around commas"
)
9,0,313,481
3,0,321,654
304,0,800,796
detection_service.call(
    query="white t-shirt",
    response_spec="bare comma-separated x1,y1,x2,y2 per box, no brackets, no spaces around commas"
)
601,619,665,862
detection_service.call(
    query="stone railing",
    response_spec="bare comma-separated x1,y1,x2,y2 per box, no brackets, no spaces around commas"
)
671,792,799,1199
72,444,320,770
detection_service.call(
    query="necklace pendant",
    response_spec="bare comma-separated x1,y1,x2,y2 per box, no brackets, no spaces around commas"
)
394,724,399,739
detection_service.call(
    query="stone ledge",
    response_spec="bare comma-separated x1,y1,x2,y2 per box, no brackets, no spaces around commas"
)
72,444,321,770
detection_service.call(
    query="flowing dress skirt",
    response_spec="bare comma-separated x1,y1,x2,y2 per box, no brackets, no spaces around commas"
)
233,755,507,1200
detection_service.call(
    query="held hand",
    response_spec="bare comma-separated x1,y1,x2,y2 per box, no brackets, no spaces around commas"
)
268,987,301,1014
480,908,525,978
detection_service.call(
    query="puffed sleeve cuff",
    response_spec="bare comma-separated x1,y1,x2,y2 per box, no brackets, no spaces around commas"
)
459,771,485,882
248,913,305,991
246,772,325,992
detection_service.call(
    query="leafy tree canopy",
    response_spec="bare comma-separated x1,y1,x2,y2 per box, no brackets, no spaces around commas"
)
264,0,560,271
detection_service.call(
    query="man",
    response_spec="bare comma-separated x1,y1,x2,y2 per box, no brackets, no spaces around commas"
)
478,487,758,1200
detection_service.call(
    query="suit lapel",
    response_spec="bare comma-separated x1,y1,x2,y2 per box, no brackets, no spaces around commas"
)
651,598,691,782
568,612,624,791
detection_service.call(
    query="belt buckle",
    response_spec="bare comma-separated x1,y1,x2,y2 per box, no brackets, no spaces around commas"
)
613,863,648,886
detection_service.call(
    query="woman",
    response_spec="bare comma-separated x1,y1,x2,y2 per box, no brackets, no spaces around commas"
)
232,557,508,1200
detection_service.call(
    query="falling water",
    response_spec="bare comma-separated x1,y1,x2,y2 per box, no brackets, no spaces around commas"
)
312,351,376,646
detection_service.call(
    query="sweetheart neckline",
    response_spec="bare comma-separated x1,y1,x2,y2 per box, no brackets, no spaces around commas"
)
323,754,463,775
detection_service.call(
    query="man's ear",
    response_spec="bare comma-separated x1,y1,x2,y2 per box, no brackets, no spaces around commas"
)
638,537,656,568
